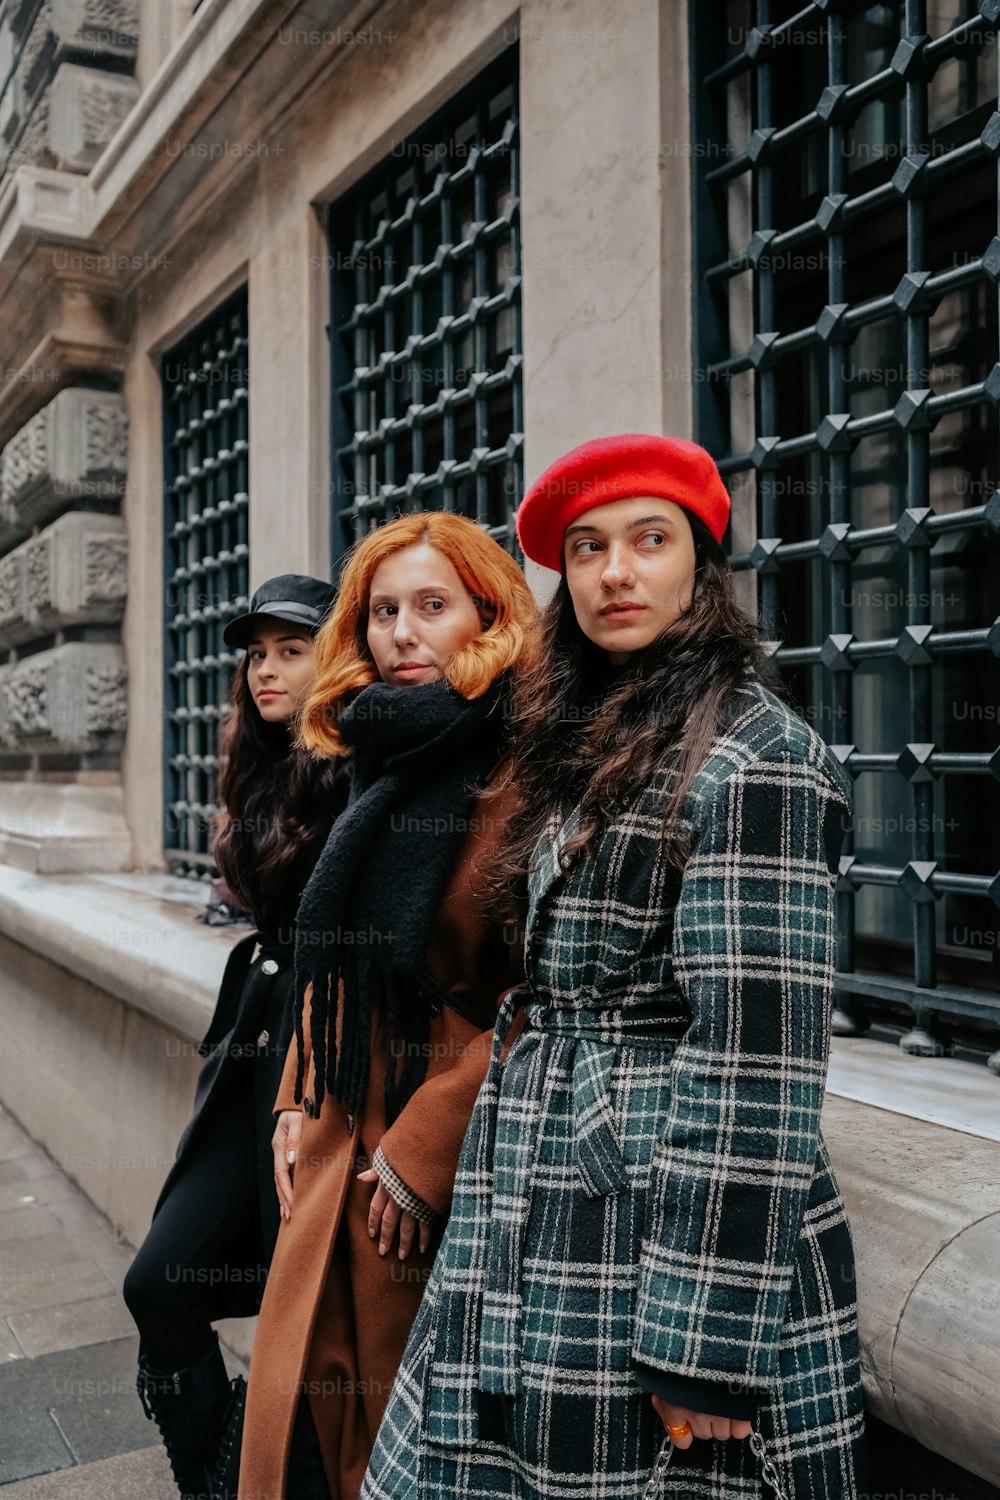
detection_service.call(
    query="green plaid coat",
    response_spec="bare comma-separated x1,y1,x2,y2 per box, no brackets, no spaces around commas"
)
361,681,868,1500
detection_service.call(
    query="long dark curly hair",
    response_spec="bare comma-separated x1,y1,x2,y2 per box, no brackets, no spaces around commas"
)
212,652,342,914
479,514,786,917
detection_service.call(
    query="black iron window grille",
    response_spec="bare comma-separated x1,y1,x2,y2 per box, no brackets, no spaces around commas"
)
326,48,522,566
162,288,249,878
692,1,1000,1068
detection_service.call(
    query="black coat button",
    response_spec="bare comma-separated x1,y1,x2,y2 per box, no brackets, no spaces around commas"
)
303,1095,314,1117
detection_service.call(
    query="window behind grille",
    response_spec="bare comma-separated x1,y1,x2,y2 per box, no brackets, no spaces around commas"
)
691,1,1000,1062
162,288,250,879
325,48,522,566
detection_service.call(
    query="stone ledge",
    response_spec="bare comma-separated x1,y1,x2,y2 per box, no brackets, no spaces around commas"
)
0,781,132,872
828,1032,1000,1141
822,1092,1000,1486
0,862,996,1483
0,880,256,1363
0,862,244,1040
0,168,92,272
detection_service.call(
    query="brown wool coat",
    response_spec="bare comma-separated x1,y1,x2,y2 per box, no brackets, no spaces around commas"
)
238,783,526,1500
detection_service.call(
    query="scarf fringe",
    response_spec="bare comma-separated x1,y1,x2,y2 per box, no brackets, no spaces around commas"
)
292,970,307,1107
292,960,340,1114
293,947,429,1124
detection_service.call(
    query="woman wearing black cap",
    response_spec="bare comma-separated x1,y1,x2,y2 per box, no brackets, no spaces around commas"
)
124,574,348,1500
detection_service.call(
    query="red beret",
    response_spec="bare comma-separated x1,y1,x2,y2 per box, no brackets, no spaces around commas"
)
516,433,731,573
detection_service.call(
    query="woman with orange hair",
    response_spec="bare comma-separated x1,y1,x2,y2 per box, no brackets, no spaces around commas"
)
237,513,537,1500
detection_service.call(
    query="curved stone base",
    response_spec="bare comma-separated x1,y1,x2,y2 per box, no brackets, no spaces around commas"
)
0,780,131,871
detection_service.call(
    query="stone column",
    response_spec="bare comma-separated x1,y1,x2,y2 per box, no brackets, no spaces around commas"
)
248,202,332,586
517,0,691,598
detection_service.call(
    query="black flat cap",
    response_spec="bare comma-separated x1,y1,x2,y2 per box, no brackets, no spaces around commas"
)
223,573,337,648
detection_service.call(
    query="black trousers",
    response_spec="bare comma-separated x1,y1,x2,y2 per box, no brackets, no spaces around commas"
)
285,1397,333,1500
123,1083,265,1371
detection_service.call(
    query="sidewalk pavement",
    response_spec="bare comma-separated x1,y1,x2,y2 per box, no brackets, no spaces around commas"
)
0,1099,241,1495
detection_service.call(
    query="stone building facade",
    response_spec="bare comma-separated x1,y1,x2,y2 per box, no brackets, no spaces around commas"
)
0,0,136,865
0,0,997,1490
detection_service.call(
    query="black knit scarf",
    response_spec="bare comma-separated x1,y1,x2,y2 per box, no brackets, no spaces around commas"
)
292,672,509,1124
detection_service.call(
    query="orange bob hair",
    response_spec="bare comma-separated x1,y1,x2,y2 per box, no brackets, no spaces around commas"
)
298,512,538,758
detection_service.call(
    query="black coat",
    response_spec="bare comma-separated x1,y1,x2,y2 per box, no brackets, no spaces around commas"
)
152,781,347,1320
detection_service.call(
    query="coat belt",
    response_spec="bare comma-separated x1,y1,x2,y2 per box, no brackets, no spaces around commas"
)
476,991,683,1403
423,987,529,1446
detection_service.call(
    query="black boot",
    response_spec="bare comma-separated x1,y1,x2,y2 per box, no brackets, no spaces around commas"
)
211,1371,247,1500
136,1335,232,1500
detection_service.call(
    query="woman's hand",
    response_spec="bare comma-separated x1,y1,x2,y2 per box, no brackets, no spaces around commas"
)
356,1167,432,1258
272,1110,303,1220
650,1397,752,1447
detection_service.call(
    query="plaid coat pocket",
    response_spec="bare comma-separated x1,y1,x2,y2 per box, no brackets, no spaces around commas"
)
570,1038,630,1198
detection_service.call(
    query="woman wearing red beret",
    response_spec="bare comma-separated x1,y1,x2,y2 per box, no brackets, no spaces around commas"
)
361,434,868,1500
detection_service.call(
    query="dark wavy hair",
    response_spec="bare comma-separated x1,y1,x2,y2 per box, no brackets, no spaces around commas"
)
212,647,342,913
479,514,786,915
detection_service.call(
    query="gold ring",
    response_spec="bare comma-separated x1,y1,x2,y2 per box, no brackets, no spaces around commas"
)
666,1422,691,1438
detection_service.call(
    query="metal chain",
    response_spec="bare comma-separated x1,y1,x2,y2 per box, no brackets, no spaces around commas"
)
642,1426,790,1500
640,1433,676,1500
749,1427,790,1500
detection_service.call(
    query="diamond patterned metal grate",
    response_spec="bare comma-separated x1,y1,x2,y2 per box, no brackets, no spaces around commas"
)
326,50,522,566
692,1,1000,1062
162,288,249,878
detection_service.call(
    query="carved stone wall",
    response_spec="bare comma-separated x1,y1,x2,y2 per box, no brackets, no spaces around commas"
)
0,641,126,753
48,62,139,172
0,0,139,176
0,0,135,855
0,387,129,773
0,511,127,646
0,387,128,545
